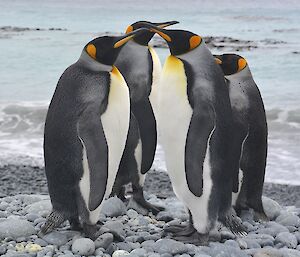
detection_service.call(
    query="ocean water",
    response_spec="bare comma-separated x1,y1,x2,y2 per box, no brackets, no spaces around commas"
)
0,0,299,184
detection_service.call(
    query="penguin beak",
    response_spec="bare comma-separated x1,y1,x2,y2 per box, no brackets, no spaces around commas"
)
237,58,247,72
114,28,149,48
137,23,172,42
155,21,179,29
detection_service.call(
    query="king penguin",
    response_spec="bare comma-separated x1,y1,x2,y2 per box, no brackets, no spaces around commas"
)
41,28,147,239
111,21,178,214
141,24,247,244
214,54,268,221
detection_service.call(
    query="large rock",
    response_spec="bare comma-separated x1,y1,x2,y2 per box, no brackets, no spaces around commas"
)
25,200,52,217
0,218,36,239
154,239,187,255
276,212,300,227
275,232,298,249
41,231,68,246
72,238,95,256
95,233,114,249
262,196,281,220
101,197,127,217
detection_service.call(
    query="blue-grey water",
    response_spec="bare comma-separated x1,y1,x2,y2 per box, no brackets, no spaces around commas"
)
0,0,299,185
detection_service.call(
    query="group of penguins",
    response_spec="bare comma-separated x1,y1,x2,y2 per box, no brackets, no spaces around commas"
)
40,20,268,245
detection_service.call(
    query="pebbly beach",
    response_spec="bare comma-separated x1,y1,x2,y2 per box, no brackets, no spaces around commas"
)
0,164,300,257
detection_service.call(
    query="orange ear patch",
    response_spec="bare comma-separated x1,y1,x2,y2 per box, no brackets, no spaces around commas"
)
214,57,222,65
125,25,133,34
86,44,96,59
238,58,247,72
189,35,202,50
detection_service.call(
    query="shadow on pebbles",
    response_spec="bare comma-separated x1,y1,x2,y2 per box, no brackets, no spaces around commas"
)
0,193,300,257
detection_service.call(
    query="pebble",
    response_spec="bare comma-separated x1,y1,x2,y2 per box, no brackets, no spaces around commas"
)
280,248,300,257
94,233,114,249
25,200,52,217
130,248,147,256
0,218,36,239
275,232,298,249
262,196,282,220
42,231,68,246
276,211,300,227
154,239,187,255
127,198,148,216
112,250,130,257
103,220,126,240
71,238,95,256
101,197,127,217
0,245,6,255
127,209,139,219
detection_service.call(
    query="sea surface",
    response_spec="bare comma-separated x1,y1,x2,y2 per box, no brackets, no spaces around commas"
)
0,0,299,185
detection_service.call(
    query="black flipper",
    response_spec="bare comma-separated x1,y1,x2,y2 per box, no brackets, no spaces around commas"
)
132,99,157,174
78,108,108,212
185,103,215,197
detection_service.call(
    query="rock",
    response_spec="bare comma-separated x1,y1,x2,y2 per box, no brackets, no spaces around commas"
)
253,247,282,257
94,233,114,249
0,218,36,239
101,197,127,217
42,231,68,246
72,238,95,256
116,242,133,252
112,250,130,257
207,244,249,257
276,212,300,227
130,248,147,256
0,202,9,211
257,222,289,237
262,196,282,220
25,213,40,222
194,254,211,257
127,209,139,219
236,238,247,249
243,239,261,249
103,221,125,240
0,245,6,255
220,230,236,240
156,211,173,222
25,243,43,253
25,200,52,217
280,248,300,257
148,254,160,257
127,198,148,216
154,239,187,255
224,239,240,248
275,232,298,249
294,231,300,243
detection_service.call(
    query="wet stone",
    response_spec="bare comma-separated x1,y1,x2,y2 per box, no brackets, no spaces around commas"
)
71,238,95,256
42,231,68,246
101,197,127,218
275,232,298,249
154,239,187,255
276,212,300,227
95,233,114,249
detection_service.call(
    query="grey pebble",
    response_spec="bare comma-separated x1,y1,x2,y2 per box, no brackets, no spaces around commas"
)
220,230,236,240
236,238,248,249
127,209,139,219
160,254,173,257
262,196,282,220
224,239,240,248
130,248,147,256
101,197,127,217
0,245,6,255
116,242,133,252
276,211,300,227
42,231,68,246
148,254,160,257
275,232,298,249
280,248,300,257
243,238,261,249
26,213,41,222
0,218,36,239
95,248,104,256
72,238,95,256
194,254,211,257
25,200,52,217
95,233,114,249
253,247,282,257
0,202,10,211
154,239,187,255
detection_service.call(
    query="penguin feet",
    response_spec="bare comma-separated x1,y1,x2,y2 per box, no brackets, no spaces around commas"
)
221,210,248,237
164,223,187,234
69,217,82,231
133,194,164,215
40,211,65,236
82,223,101,240
173,231,209,246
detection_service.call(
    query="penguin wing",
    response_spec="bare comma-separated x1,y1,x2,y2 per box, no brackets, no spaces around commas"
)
78,107,108,211
185,102,215,197
132,99,157,174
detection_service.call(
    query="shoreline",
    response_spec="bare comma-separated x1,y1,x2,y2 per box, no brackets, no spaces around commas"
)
0,164,299,208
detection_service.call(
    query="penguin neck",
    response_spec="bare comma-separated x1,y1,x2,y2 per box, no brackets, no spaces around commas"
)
78,50,113,72
225,66,252,82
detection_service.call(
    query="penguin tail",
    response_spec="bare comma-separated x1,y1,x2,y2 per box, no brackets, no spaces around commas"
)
220,210,248,237
39,210,66,236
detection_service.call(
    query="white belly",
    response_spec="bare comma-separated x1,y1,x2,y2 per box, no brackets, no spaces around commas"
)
79,66,130,224
158,56,214,233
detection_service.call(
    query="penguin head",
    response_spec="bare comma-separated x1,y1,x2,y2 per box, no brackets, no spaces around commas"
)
137,24,202,55
125,20,179,46
214,54,248,76
84,28,148,66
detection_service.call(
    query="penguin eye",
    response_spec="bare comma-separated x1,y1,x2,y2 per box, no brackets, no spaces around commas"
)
86,44,97,59
189,35,202,50
237,58,247,72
